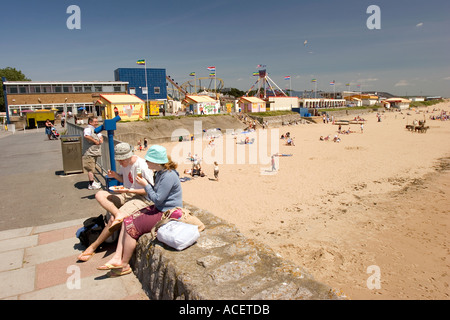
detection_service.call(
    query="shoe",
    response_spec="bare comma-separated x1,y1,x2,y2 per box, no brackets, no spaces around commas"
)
88,181,102,190
108,218,123,233
77,251,95,262
97,263,123,270
108,267,132,278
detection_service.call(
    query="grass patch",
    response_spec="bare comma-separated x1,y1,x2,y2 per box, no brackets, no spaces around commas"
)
251,110,297,117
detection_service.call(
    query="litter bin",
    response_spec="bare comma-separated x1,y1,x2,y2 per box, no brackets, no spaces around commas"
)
61,135,83,174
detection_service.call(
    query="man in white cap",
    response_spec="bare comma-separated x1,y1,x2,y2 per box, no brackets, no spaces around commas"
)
82,117,103,190
77,142,154,262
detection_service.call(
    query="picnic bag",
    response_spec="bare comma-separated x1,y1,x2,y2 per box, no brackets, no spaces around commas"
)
150,207,205,250
156,220,200,251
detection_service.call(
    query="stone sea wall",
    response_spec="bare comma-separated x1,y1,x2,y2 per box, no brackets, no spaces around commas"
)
131,203,345,300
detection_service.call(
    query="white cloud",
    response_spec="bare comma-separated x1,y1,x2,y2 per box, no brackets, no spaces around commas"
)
416,22,424,27
394,80,411,87
357,78,379,83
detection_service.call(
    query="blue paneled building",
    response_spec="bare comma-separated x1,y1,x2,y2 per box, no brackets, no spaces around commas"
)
114,68,167,102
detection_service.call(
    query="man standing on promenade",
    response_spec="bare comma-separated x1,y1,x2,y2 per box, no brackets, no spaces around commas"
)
77,142,154,262
83,117,103,190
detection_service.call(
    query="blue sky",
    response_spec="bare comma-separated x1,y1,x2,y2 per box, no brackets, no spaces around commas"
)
1,0,449,96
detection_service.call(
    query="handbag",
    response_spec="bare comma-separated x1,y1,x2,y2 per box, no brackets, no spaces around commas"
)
156,220,200,251
150,207,204,240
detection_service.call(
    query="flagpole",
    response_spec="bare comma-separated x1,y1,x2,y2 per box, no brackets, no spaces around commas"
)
144,60,149,119
315,80,317,99
290,78,292,97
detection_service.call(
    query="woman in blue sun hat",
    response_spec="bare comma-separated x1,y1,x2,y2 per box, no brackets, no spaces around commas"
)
99,145,182,277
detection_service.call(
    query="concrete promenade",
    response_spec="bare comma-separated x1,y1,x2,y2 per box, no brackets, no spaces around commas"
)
0,126,148,300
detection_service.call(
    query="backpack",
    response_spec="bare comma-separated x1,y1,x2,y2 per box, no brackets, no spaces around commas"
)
76,214,105,247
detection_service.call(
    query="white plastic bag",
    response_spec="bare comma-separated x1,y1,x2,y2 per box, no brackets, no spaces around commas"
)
156,220,200,251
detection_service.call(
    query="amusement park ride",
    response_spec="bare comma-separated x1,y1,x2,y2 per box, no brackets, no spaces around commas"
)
166,67,286,101
166,75,224,100
245,69,288,99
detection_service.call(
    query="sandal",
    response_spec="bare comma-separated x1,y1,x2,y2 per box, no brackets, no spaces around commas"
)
77,251,95,262
108,218,123,233
108,267,132,278
97,263,123,270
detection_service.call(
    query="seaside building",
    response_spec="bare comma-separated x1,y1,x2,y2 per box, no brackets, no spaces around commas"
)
267,97,299,111
381,97,411,109
238,96,266,113
183,95,220,115
2,80,128,117
114,68,167,114
96,94,146,121
299,98,346,108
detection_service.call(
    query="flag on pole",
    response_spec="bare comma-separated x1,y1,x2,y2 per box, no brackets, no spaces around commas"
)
207,66,216,71
253,72,259,76
330,81,335,85
284,76,291,80
189,72,196,76
311,79,317,82
257,64,266,68
136,60,145,65
209,72,216,77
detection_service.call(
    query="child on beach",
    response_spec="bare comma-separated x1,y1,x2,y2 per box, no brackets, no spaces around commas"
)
214,161,219,181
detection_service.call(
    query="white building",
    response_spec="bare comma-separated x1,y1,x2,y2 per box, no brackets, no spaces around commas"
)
267,97,298,111
183,95,220,115
382,97,411,110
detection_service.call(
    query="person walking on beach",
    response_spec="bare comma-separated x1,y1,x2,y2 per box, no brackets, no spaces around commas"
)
214,161,219,181
271,155,276,172
82,117,103,190
360,123,364,133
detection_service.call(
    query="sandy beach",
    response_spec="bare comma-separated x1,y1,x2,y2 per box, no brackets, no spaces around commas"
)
137,101,450,300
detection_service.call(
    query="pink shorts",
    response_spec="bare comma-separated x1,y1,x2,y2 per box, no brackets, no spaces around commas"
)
124,206,183,240
124,205,163,240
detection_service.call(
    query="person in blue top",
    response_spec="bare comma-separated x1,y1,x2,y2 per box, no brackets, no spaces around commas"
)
97,145,183,277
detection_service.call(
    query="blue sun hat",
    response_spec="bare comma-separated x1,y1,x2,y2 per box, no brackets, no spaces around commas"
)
145,145,168,164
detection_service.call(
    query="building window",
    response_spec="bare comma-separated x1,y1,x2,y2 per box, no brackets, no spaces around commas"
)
19,86,28,94
154,87,160,94
84,85,92,92
54,85,62,93
94,86,102,92
114,86,121,92
42,86,51,93
30,85,41,93
63,86,72,93
129,87,136,94
74,86,83,92
7,86,18,94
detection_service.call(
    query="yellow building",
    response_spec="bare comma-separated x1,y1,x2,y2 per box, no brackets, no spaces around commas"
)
238,96,266,113
98,94,145,121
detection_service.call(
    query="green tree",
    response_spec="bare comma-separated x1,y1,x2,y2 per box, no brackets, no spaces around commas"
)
0,67,31,112
222,87,245,98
